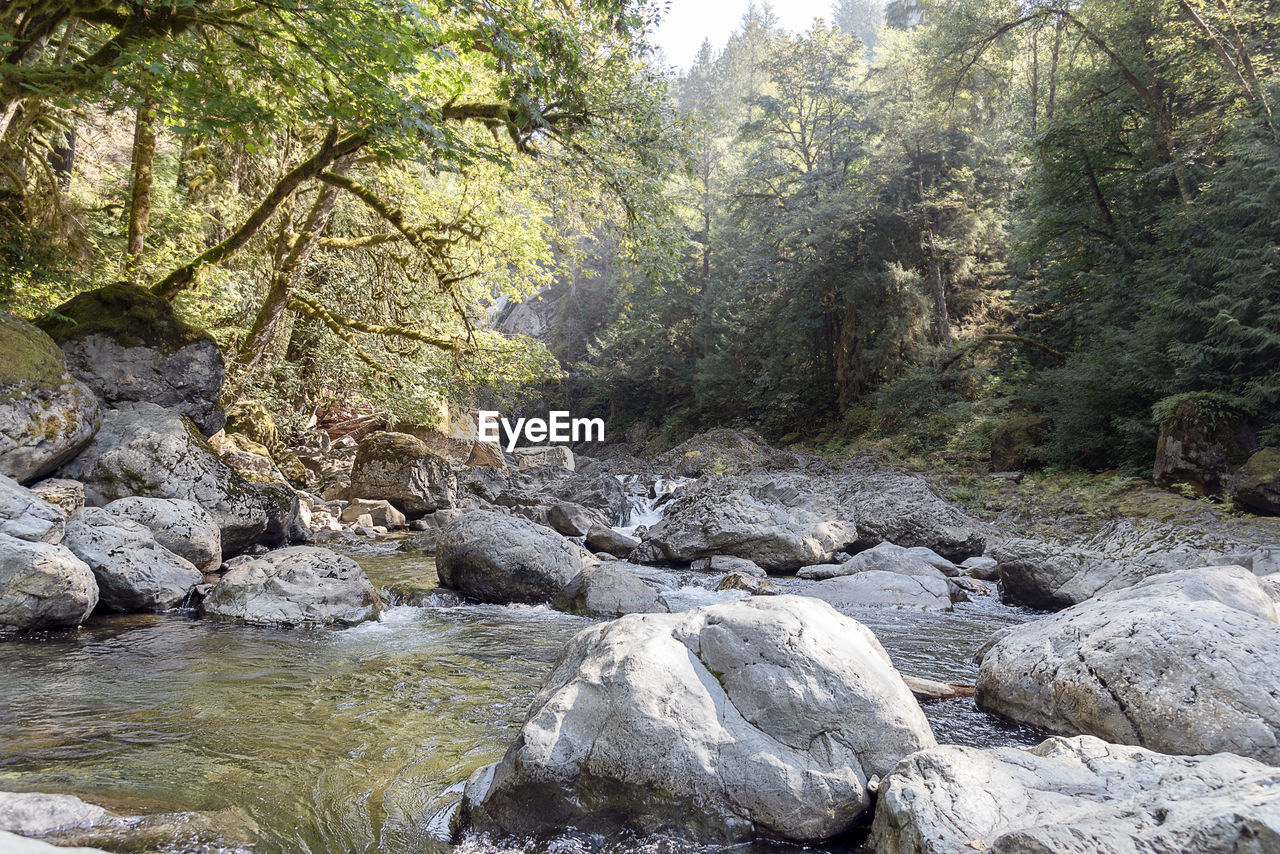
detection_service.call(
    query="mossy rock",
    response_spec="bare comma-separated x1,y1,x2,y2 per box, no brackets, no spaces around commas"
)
990,415,1050,472
1231,447,1280,516
1154,396,1256,495
36,282,214,354
353,431,450,469
225,400,280,451
0,312,73,392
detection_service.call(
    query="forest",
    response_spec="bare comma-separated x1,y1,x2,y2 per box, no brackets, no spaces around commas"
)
3,0,1279,475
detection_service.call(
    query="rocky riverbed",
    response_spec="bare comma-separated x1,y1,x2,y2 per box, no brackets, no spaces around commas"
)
3,295,1280,853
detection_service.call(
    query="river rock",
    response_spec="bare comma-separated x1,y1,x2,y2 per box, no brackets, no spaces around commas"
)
976,565,1280,764
0,313,100,483
545,501,596,536
513,446,574,470
961,555,999,580
28,478,84,518
1232,447,1280,515
0,533,99,631
798,542,950,581
632,476,858,571
340,498,406,529
1152,395,1256,497
1,475,66,543
716,573,777,595
346,432,456,516
993,537,1169,610
872,735,1280,854
793,570,952,610
459,466,630,527
59,402,300,556
584,522,639,558
832,470,985,561
690,554,766,577
36,284,226,436
437,511,586,604
63,507,202,611
459,596,935,843
554,562,669,617
0,791,108,835
204,546,380,626
103,496,222,573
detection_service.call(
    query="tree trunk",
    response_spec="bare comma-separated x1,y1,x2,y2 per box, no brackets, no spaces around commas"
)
124,98,157,277
226,157,352,398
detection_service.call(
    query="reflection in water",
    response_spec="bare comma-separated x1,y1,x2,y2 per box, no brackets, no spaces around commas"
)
0,552,1041,853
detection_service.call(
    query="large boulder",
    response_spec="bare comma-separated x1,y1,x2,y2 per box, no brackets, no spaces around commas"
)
993,537,1170,610
103,497,222,573
790,570,953,610
632,476,858,571
585,522,639,558
796,542,950,581
0,533,98,631
346,431,456,516
0,313,100,483
436,511,586,604
1,474,66,543
831,470,986,561
1152,394,1255,497
37,284,226,436
872,735,1280,854
976,565,1280,764
62,507,202,611
59,402,300,556
1232,447,1280,515
554,562,670,617
459,596,935,844
0,791,108,836
203,546,380,626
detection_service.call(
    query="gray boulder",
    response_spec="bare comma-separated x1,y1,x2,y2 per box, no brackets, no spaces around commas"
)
0,313,101,483
992,537,1175,610
36,283,226,436
59,403,300,556
832,470,986,561
63,507,202,611
0,475,66,543
340,498,406,529
436,511,586,604
690,554,766,577
632,476,858,571
204,546,380,626
0,791,108,835
458,466,630,527
976,565,1280,764
792,570,952,610
0,533,98,631
545,501,597,537
585,522,639,558
554,562,670,617
346,431,456,516
873,735,1280,854
962,555,999,580
104,496,222,573
797,542,949,581
459,596,934,843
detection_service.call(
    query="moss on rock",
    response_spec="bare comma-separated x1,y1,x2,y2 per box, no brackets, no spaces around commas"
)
0,313,72,392
36,282,214,353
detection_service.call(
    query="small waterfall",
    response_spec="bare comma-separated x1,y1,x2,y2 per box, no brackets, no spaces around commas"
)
613,474,691,538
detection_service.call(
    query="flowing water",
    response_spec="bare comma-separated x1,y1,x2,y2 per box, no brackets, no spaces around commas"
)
0,495,1044,853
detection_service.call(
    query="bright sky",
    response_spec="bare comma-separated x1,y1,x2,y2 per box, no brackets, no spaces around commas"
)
651,0,837,70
